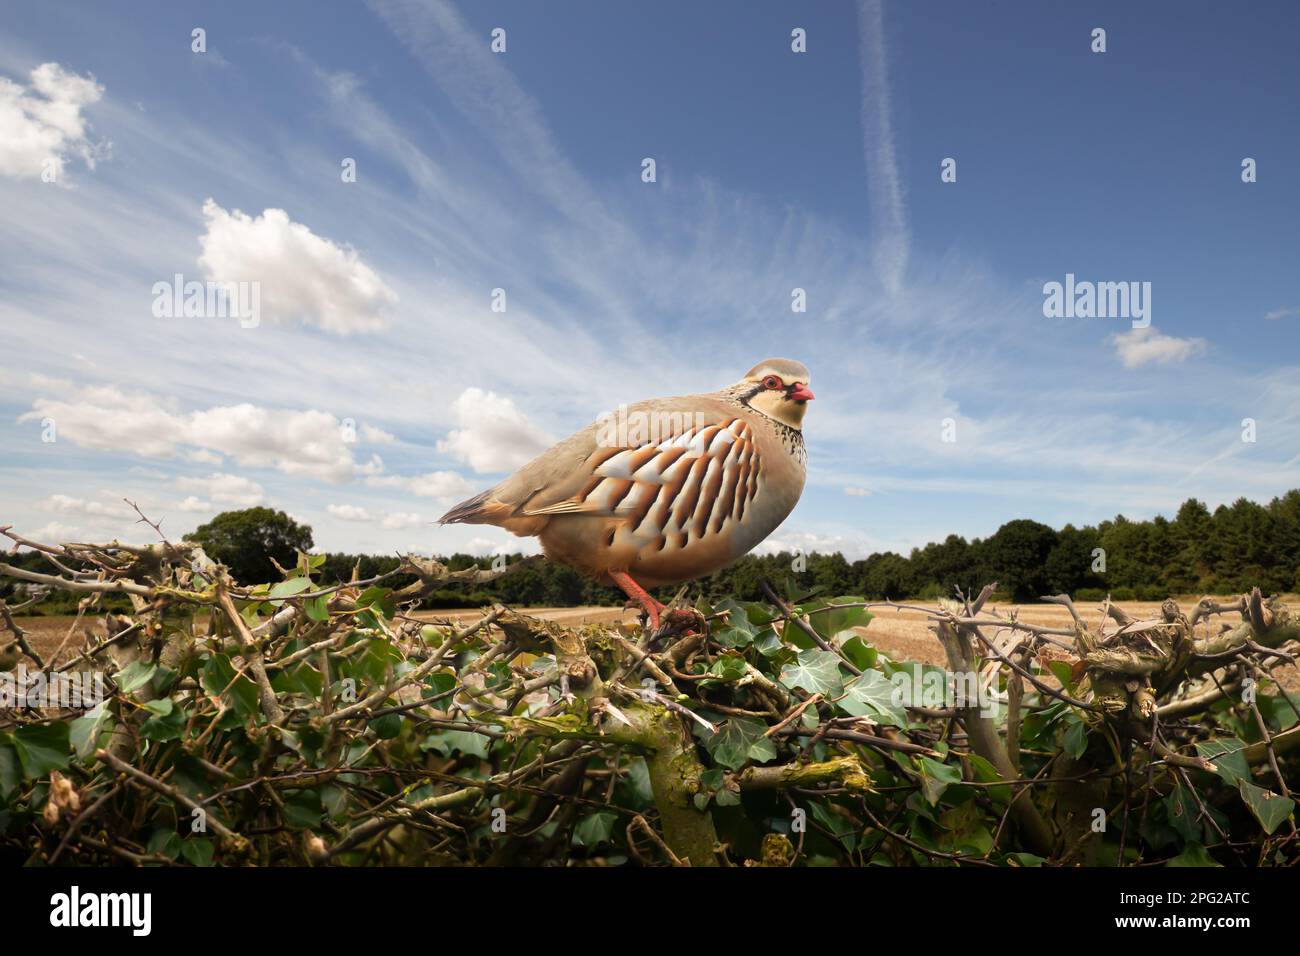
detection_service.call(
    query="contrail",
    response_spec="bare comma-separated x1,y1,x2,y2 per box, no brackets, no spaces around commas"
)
857,0,908,297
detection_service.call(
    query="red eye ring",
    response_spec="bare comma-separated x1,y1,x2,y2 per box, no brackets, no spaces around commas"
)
762,375,781,390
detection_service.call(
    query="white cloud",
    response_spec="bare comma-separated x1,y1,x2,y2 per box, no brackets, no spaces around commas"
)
0,62,107,180
39,493,130,517
843,486,872,497
197,198,398,334
436,388,552,474
380,511,423,530
174,473,265,507
366,470,476,502
176,496,212,512
1110,326,1208,369
1264,306,1299,321
327,503,372,522
20,384,385,482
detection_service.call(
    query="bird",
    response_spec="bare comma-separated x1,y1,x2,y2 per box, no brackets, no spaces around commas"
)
439,359,813,629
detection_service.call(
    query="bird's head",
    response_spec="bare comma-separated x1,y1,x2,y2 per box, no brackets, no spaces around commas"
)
737,358,813,428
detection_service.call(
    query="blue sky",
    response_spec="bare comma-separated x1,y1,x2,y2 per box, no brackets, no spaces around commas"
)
1,0,1297,561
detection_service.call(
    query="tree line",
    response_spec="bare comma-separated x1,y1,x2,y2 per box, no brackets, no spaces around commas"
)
5,491,1298,613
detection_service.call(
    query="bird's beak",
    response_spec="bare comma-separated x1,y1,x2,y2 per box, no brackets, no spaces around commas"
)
788,383,815,402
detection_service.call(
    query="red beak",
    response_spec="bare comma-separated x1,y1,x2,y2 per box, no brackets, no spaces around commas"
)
788,383,815,402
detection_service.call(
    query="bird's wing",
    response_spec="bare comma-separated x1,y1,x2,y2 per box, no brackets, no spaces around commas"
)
440,396,765,540
523,411,763,538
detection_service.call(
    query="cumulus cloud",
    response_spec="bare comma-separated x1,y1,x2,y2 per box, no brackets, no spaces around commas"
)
1109,326,1208,369
0,62,107,180
380,511,423,530
174,473,264,507
366,470,475,502
39,494,130,517
327,503,372,522
197,198,398,334
20,384,385,482
436,388,552,474
176,496,213,512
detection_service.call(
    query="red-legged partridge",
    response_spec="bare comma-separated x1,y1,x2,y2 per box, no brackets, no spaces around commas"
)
439,359,813,626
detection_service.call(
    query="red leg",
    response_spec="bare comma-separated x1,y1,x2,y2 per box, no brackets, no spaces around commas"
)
608,570,666,630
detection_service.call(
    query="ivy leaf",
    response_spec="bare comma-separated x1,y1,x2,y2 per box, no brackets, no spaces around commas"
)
1237,781,1295,835
116,661,157,695
0,740,21,796
572,811,618,848
1166,843,1222,867
704,716,777,771
915,756,962,806
201,654,260,717
1062,716,1088,759
1196,737,1249,786
779,648,844,698
836,670,905,727
268,577,313,603
1165,782,1201,844
840,636,877,672
701,654,748,686
69,703,110,760
13,722,70,779
180,839,216,867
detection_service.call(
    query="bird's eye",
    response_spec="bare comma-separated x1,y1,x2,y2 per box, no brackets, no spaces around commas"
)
762,375,781,390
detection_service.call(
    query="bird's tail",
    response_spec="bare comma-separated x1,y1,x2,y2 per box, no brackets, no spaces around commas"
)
438,489,494,525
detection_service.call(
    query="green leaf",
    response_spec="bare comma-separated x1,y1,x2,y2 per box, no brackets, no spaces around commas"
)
836,670,906,727
141,706,186,742
283,789,323,828
371,713,403,739
69,703,110,761
1237,781,1295,835
701,654,748,686
1165,783,1200,844
268,577,313,602
572,811,618,847
143,698,174,716
421,724,492,759
1166,843,1222,867
779,648,844,697
201,654,260,717
1196,737,1249,786
304,595,329,622
840,636,877,672
355,587,397,619
116,660,157,694
0,740,21,796
1047,659,1076,692
704,716,777,771
787,596,872,647
808,801,857,851
180,838,215,867
1062,716,1088,759
13,722,70,779
1005,852,1046,867
915,756,962,806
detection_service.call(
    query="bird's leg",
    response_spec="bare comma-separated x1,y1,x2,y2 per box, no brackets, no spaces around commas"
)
608,570,667,631
608,571,705,637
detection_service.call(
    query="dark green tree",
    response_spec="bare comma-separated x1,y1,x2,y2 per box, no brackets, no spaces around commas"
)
185,508,314,586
